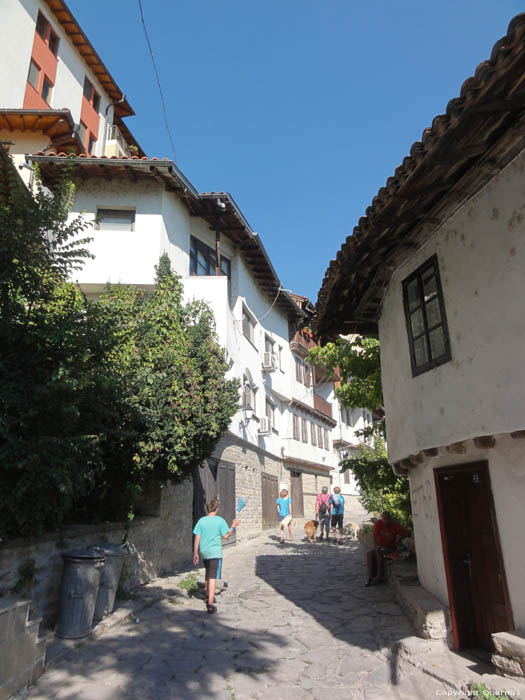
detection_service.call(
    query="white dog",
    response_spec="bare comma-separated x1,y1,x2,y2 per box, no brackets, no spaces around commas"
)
343,522,361,540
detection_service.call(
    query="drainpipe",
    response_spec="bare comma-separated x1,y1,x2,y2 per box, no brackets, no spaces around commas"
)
101,94,126,156
215,198,226,275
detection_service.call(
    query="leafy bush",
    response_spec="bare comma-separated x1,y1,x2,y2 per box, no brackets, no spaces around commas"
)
341,437,412,530
0,158,239,537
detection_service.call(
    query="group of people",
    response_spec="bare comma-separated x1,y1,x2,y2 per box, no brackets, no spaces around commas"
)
276,484,345,544
192,490,410,616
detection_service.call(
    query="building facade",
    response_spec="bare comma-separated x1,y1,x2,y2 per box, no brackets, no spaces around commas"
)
314,13,525,665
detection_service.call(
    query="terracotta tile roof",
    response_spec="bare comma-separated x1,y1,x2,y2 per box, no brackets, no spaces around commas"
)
314,13,525,340
27,153,303,319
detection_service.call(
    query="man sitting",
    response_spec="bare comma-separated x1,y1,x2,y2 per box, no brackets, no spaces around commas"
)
365,511,410,587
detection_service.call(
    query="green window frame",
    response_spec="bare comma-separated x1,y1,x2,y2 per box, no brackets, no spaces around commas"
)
402,255,451,376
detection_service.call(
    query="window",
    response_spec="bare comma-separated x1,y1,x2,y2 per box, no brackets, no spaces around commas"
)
242,375,256,416
301,417,308,443
317,425,323,447
265,399,276,432
87,133,96,154
41,76,53,104
189,236,231,280
310,421,317,446
323,428,329,451
83,77,100,112
265,336,274,354
242,307,256,346
295,357,302,382
36,12,59,56
278,345,283,371
27,60,40,90
292,414,300,441
78,121,87,145
403,255,451,376
303,363,311,388
96,208,135,231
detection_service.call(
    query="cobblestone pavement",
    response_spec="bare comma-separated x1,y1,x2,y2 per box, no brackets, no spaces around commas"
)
26,528,454,700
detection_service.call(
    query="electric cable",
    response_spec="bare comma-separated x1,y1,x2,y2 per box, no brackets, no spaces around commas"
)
138,0,177,161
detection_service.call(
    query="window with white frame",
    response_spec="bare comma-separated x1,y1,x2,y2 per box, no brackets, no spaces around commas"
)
95,208,135,231
310,421,317,446
242,374,257,416
265,398,276,432
301,417,308,443
278,345,283,371
242,306,256,346
317,424,323,447
292,414,300,440
323,428,329,451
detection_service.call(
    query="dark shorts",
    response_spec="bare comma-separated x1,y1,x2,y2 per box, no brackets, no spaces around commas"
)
331,514,344,530
203,558,222,580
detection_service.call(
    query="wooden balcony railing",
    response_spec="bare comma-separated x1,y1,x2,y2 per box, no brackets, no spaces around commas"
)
313,393,333,419
290,329,317,354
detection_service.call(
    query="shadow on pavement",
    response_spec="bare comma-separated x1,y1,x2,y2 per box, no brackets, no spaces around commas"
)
30,599,287,699
255,536,416,689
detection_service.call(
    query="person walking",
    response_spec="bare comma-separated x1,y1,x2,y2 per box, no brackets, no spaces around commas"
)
193,498,239,613
315,485,331,541
276,488,293,543
329,486,345,544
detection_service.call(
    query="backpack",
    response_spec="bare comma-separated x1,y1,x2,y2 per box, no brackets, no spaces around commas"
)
319,498,328,516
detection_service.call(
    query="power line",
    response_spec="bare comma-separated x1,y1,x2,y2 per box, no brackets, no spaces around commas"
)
137,0,177,161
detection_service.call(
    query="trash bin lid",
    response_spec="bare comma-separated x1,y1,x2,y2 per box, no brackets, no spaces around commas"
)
95,543,128,557
61,548,106,562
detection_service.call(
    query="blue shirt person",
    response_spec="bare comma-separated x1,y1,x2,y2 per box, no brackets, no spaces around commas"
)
276,488,293,543
329,487,345,544
193,498,239,613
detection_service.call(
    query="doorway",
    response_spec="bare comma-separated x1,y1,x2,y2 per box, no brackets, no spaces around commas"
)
434,461,513,650
193,458,236,545
261,473,278,529
289,471,304,518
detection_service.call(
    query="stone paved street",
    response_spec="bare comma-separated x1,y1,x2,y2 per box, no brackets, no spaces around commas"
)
25,528,455,700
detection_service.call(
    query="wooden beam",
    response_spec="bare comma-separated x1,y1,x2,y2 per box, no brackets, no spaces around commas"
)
510,430,525,439
469,95,525,115
473,435,496,449
446,442,466,454
423,447,439,457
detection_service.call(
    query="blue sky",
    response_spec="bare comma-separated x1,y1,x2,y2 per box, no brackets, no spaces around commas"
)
69,0,522,302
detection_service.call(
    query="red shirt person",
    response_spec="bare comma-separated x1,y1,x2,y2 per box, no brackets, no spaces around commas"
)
366,511,410,587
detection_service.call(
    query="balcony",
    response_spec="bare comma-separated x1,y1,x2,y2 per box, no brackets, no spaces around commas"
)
105,124,131,158
290,329,316,356
313,393,333,419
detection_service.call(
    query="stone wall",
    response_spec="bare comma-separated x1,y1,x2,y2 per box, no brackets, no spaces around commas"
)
0,479,192,627
213,433,283,539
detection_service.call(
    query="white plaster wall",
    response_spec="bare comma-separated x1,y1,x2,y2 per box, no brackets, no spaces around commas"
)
69,179,164,287
3,0,118,154
160,190,192,276
379,148,525,463
409,436,525,629
1,0,36,106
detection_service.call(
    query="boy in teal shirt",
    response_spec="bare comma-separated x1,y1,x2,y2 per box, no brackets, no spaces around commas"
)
193,498,239,613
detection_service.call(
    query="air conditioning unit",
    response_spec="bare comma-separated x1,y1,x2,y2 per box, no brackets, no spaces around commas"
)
262,352,278,371
258,416,271,435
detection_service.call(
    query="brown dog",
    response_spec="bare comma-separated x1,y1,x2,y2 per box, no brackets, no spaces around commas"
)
304,520,319,543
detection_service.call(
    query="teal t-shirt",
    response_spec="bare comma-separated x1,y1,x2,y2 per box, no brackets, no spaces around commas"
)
193,515,230,559
276,496,291,517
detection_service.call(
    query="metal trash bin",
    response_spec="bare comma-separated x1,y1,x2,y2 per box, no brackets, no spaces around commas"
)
93,543,129,623
56,548,105,639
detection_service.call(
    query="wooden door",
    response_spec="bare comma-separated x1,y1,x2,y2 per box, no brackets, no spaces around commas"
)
262,473,278,529
434,461,513,650
217,460,236,546
193,458,218,525
289,471,304,518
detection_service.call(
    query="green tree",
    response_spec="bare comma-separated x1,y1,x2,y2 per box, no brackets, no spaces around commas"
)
81,256,240,517
308,336,382,412
308,335,412,528
341,437,412,530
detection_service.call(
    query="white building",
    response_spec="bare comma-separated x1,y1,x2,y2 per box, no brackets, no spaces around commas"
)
1,0,373,539
314,12,525,666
